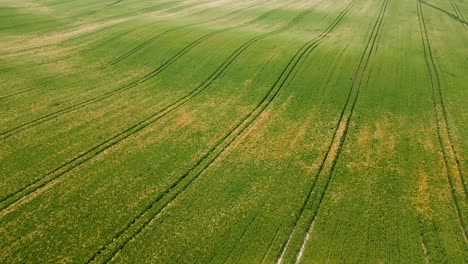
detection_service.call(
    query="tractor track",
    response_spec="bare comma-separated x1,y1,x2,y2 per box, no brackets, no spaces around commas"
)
260,225,282,263
0,0,283,125
0,0,226,57
0,1,318,217
223,214,259,263
318,43,350,96
0,0,285,139
0,0,268,82
0,0,280,98
82,1,360,262
418,0,467,26
417,0,467,241
276,0,389,262
418,219,431,263
0,27,134,77
447,0,467,25
97,0,279,70
108,0,124,7
0,16,134,56
0,88,37,100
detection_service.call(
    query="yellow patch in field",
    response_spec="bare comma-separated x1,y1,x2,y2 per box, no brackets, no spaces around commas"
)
357,125,372,146
1,0,51,13
1,18,132,53
416,170,432,218
375,120,397,152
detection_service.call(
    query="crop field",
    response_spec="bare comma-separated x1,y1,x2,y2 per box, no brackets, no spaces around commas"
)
0,0,467,262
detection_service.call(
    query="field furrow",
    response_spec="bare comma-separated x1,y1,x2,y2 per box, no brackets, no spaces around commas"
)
417,0,468,241
1,0,466,262
277,0,389,262
0,0,322,218
87,2,356,261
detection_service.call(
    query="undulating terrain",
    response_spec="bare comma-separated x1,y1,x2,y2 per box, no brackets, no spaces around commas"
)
0,0,467,262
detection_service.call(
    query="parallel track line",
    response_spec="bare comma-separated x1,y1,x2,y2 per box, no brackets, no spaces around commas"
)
0,0,285,139
0,2,316,218
85,1,358,262
276,0,389,262
417,1,467,241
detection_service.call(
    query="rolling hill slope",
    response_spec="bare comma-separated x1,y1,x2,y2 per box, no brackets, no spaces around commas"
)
0,0,467,262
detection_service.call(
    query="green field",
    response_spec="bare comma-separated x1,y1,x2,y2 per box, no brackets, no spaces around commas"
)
0,0,467,262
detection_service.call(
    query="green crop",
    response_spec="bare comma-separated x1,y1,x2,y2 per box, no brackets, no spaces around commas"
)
0,0,466,262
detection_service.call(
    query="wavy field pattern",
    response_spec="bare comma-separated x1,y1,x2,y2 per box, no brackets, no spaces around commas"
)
0,0,466,262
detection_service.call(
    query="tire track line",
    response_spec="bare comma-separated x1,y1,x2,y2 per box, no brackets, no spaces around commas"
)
0,0,291,138
0,0,280,82
0,0,268,96
0,11,140,56
0,0,227,57
0,17,135,56
222,214,259,263
418,219,431,263
97,0,275,70
418,217,449,262
0,88,36,100
0,2,317,217
417,1,467,241
447,0,467,24
222,199,268,263
0,0,287,139
320,43,350,96
108,0,124,7
418,0,467,26
0,27,134,78
276,0,389,262
260,225,282,263
84,1,357,262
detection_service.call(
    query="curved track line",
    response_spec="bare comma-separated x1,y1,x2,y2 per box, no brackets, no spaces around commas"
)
0,0,228,57
0,0,255,97
0,0,271,97
0,88,36,100
0,17,135,56
84,1,359,262
418,0,467,25
447,0,467,24
0,0,287,136
0,27,134,78
97,0,275,70
221,214,259,263
108,0,124,7
0,1,285,139
0,3,316,217
417,1,467,241
276,0,389,262
260,225,282,263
